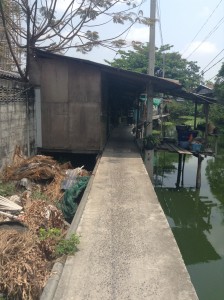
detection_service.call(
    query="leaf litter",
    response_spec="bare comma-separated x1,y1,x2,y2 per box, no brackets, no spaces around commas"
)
0,147,91,299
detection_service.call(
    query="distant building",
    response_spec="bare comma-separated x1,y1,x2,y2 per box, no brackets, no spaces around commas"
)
194,85,214,98
0,0,21,72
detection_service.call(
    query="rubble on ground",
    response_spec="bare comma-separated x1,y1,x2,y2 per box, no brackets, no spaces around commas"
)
0,147,91,300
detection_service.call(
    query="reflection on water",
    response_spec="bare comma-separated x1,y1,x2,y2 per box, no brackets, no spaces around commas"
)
154,137,224,300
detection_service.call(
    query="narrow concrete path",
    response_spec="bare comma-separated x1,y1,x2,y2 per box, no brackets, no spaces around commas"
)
52,126,198,300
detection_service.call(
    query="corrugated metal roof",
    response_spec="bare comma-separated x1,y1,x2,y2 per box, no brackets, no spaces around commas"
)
35,49,217,104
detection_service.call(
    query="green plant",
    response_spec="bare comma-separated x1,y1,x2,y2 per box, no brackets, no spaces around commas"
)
143,134,160,150
55,234,80,256
39,228,62,241
163,121,173,126
0,181,16,196
31,190,49,201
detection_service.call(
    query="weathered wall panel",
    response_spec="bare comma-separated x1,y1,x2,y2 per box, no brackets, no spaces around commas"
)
68,63,101,103
41,102,69,149
69,103,100,150
41,59,68,103
39,58,102,153
68,62,101,151
101,75,109,149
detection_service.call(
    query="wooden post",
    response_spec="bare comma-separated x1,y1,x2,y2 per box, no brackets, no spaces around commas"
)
181,154,186,186
136,98,140,139
176,154,182,188
196,154,204,189
204,103,209,144
194,102,197,130
215,136,218,155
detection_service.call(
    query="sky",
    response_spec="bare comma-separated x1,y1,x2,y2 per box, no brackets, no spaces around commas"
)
62,0,224,82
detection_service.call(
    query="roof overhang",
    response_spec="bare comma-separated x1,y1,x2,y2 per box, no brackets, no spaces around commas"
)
35,50,217,105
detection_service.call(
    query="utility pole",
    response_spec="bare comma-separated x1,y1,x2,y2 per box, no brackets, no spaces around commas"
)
146,0,156,136
144,0,156,178
148,0,156,77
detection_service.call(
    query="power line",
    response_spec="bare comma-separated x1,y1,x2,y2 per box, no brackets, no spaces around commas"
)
207,74,217,81
186,16,224,59
156,0,165,77
182,0,224,56
202,55,224,75
201,48,224,73
157,0,163,46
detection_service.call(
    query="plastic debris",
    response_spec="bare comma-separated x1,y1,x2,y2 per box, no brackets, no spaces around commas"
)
0,195,22,211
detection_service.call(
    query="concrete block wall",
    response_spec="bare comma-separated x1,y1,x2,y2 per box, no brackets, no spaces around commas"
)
0,79,36,170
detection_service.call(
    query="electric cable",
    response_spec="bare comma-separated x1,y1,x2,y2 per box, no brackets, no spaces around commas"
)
182,0,224,56
157,0,165,77
157,0,163,46
202,55,224,74
208,74,217,81
186,16,224,59
201,48,224,73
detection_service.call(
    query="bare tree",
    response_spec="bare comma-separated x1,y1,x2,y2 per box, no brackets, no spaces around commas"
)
0,0,149,81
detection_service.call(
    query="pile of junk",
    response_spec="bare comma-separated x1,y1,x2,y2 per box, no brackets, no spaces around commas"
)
0,146,91,300
176,125,203,152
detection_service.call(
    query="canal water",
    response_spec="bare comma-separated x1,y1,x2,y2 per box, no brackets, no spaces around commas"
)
153,136,224,300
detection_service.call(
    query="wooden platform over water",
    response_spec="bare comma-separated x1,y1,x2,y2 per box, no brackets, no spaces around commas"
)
157,142,192,155
157,142,214,156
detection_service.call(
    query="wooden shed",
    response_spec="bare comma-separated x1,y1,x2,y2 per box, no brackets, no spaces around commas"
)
30,50,214,154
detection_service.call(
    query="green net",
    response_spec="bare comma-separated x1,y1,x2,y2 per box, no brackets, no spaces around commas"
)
59,176,90,223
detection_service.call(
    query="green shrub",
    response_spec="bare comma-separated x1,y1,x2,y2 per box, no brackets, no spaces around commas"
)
39,228,62,241
31,190,49,201
55,234,80,256
0,181,16,196
39,229,80,257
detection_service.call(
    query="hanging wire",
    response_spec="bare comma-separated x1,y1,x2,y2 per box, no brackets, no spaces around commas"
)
202,55,224,75
157,0,163,46
157,0,165,77
201,48,224,74
207,74,217,81
186,16,224,60
181,0,224,56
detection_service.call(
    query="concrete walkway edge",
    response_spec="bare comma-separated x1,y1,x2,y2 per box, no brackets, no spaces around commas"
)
40,155,102,300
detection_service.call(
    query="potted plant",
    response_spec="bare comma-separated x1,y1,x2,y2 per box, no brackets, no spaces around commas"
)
143,134,160,150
